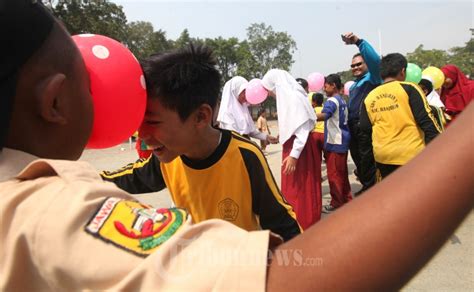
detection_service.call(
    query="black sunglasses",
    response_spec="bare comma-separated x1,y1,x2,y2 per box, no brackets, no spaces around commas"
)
351,62,364,68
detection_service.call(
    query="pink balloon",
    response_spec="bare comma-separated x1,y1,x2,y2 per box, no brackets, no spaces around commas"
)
73,34,146,149
307,72,325,92
246,78,268,105
344,81,355,96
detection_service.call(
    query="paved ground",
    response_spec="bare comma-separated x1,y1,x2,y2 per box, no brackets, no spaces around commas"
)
80,121,473,290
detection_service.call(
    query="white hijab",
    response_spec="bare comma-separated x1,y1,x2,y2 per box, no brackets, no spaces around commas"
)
261,69,316,145
426,90,445,108
217,76,255,135
421,76,445,108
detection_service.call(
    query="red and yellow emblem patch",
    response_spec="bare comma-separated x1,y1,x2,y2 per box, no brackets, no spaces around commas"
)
85,197,189,257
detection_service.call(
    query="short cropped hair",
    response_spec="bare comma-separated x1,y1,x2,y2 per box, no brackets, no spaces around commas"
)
418,78,433,94
312,93,324,106
324,74,342,90
380,53,407,80
141,44,221,121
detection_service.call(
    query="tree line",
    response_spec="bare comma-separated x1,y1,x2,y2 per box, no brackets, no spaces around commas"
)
51,1,295,82
48,0,472,108
49,0,298,110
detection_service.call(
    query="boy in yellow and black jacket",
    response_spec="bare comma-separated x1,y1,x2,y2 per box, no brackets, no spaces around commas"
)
359,53,441,180
102,46,300,241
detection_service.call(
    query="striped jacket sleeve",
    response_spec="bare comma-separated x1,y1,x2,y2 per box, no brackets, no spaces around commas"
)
239,147,302,241
403,83,442,144
101,155,166,194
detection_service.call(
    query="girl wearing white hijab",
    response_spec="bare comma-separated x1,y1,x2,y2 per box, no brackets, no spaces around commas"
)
217,76,272,142
261,69,321,229
419,76,446,129
419,76,445,109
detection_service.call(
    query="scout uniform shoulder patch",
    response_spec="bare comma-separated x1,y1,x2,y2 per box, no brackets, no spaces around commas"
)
85,197,189,257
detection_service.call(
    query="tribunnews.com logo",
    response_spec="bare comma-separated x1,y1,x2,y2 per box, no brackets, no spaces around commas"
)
268,249,324,267
153,237,323,282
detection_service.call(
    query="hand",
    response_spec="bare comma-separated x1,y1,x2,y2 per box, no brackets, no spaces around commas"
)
341,32,359,45
282,156,297,175
267,135,279,144
268,90,277,98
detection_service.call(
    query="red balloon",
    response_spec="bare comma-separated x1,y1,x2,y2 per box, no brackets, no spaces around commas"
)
72,34,146,149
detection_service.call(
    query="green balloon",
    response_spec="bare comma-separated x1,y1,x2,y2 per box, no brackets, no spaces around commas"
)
405,63,422,83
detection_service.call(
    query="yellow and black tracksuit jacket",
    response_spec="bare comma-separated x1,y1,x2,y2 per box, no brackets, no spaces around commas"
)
359,81,442,173
101,129,301,241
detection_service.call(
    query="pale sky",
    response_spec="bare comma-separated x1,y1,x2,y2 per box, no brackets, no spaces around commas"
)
115,0,473,79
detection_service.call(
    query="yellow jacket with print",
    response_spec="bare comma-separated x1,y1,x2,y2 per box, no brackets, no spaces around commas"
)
359,81,441,168
101,129,301,241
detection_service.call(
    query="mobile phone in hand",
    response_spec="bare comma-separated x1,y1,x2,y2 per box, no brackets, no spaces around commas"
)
341,34,349,44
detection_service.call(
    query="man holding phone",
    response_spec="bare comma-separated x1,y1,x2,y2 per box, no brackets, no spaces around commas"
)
341,32,382,195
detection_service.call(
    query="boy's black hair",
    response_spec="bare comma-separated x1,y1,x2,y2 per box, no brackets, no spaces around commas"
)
352,52,362,59
141,44,221,121
324,74,342,90
296,78,308,90
380,53,407,80
257,108,266,116
312,92,324,106
418,78,433,94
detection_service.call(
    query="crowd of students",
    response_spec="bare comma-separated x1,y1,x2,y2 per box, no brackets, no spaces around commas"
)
220,34,472,230
212,33,472,230
126,33,472,234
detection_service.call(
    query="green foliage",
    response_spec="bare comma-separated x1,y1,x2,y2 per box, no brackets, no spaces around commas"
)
244,23,297,78
49,0,472,117
448,38,473,77
406,45,450,68
125,23,173,60
52,0,128,42
204,37,242,85
173,29,194,48
337,70,354,84
123,21,155,60
406,37,473,77
149,29,175,54
241,23,297,110
235,40,260,80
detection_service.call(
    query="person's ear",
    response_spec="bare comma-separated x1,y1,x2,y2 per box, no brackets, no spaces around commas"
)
36,73,67,124
194,104,213,128
400,68,407,81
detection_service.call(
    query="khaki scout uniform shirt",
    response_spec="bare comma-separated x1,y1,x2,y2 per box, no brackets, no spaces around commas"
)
0,149,271,291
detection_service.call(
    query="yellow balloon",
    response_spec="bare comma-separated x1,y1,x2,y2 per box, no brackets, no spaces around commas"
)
422,66,445,90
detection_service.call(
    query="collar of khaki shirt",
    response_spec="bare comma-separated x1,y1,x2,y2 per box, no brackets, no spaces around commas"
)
0,148,39,182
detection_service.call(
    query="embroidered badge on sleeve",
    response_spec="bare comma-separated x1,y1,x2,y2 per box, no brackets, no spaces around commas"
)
85,197,189,257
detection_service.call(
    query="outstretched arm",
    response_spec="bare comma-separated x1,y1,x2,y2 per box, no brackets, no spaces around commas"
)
267,104,474,291
342,32,381,83
101,155,166,194
357,39,381,83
